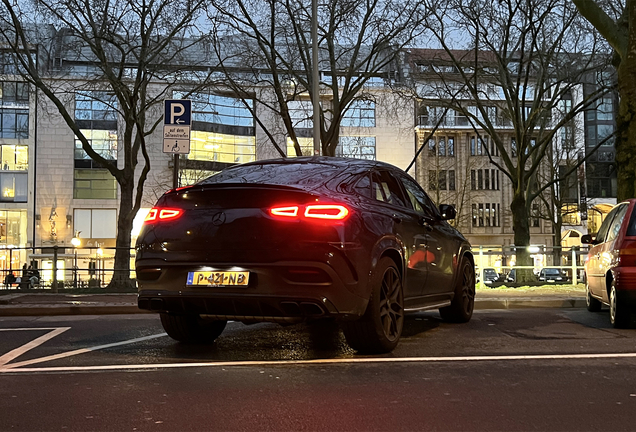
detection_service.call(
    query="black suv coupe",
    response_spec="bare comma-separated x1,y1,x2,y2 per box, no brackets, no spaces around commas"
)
135,157,475,353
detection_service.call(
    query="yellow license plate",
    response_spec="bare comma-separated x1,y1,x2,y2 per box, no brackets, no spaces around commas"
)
187,271,249,287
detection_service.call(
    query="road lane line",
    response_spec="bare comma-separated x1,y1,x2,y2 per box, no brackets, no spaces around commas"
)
3,351,636,373
0,327,70,367
0,333,167,370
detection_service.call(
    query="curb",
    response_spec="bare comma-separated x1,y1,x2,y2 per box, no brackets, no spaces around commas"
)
0,298,587,317
0,305,151,317
474,298,586,310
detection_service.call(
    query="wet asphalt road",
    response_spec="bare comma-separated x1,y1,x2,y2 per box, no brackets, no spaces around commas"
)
1,308,636,431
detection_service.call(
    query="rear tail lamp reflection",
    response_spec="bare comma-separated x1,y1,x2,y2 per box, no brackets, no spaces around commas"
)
270,204,349,221
144,207,183,223
618,245,636,267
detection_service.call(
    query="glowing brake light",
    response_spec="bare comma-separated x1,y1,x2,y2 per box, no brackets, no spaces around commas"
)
270,204,350,221
270,206,299,217
144,207,183,223
304,205,349,220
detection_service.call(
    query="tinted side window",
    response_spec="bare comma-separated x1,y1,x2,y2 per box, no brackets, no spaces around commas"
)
595,205,620,243
353,173,371,198
398,174,438,217
372,171,408,208
606,204,628,242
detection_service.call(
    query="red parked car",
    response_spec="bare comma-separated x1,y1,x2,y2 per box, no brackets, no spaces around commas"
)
582,199,636,328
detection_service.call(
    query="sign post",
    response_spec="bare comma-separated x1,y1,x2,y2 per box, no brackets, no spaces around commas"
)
163,99,192,188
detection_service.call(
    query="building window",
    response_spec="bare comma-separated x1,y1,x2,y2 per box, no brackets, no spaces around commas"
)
438,170,447,190
472,204,477,227
429,170,437,190
186,92,254,128
597,97,613,121
74,208,117,239
75,92,117,121
478,203,484,226
478,169,483,189
189,130,256,164
448,137,455,156
0,82,29,106
438,138,446,156
288,100,313,129
532,203,540,227
74,129,117,160
0,109,29,139
428,138,436,156
175,91,256,166
342,100,375,127
511,138,517,157
286,137,314,157
0,172,27,202
471,170,476,190
484,171,490,190
449,170,456,191
1,145,28,170
470,136,476,156
337,136,376,160
73,169,117,199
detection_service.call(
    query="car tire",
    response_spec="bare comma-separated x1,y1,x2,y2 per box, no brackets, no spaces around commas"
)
609,282,631,329
439,258,475,323
160,313,227,343
341,257,404,354
586,283,602,312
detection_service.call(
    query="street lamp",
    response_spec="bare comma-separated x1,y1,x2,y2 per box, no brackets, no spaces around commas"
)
71,232,81,289
97,246,103,287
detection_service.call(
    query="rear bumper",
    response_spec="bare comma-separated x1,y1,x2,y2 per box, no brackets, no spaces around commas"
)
136,260,368,322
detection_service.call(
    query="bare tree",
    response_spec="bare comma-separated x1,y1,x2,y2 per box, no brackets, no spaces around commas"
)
0,0,214,289
574,1,635,201
209,0,429,156
408,0,611,279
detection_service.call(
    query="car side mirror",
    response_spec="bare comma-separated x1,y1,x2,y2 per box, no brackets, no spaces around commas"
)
581,234,593,245
439,204,456,220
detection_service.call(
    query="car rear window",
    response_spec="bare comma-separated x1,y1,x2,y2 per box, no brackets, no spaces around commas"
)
199,162,342,188
626,204,636,236
544,269,560,275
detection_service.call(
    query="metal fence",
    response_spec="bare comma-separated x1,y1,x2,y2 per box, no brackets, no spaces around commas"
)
0,244,588,292
0,245,129,291
472,245,588,286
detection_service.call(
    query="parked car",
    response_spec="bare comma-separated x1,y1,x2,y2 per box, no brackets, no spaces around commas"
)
582,199,636,328
135,157,475,353
482,267,500,284
538,268,568,283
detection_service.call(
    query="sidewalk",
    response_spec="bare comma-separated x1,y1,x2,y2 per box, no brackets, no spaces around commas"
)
0,285,586,316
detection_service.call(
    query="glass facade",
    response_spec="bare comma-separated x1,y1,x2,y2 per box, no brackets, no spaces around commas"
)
174,91,256,168
337,136,376,160
74,92,118,198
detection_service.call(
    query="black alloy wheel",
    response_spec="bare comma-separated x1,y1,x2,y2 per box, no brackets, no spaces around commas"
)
342,257,404,353
439,258,475,323
586,283,602,312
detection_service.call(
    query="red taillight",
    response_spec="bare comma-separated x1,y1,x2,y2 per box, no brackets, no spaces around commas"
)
269,203,350,221
144,207,182,223
304,205,349,220
270,206,299,217
618,248,636,267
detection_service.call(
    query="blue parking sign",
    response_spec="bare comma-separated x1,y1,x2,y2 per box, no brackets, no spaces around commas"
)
164,100,191,126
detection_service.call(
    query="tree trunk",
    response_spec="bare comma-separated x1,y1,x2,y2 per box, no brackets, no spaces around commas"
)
615,41,636,201
510,192,533,282
107,176,135,292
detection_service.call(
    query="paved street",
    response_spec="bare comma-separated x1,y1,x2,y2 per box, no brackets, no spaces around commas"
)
1,308,636,431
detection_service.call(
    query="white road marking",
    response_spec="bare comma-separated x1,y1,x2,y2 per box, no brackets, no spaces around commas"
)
0,333,168,370
0,327,71,367
2,351,636,374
